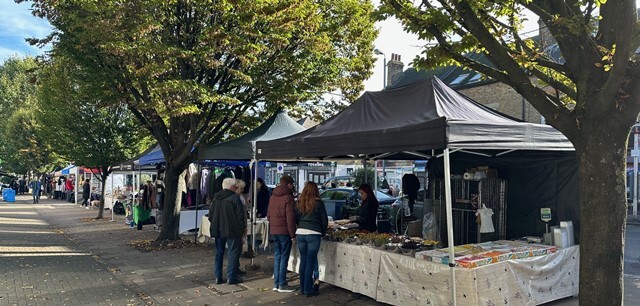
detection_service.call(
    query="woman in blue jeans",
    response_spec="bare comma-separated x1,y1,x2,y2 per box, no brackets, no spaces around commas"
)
295,182,329,297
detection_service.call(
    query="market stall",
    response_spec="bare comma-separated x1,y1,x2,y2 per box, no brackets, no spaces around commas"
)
257,76,579,305
288,238,578,306
197,110,306,258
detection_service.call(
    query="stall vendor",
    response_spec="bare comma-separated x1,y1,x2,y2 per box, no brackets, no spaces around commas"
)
356,184,379,232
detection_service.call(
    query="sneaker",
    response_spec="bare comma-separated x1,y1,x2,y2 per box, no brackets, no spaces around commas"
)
227,277,243,285
277,285,296,293
272,287,278,291
215,277,225,285
85,207,89,209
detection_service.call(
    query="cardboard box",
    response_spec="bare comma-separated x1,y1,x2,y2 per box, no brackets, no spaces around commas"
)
456,255,493,268
481,250,514,263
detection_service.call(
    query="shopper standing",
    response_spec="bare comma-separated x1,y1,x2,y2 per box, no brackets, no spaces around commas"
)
209,178,245,285
295,181,328,297
154,166,165,230
233,179,248,275
267,175,297,293
65,177,74,202
82,179,91,209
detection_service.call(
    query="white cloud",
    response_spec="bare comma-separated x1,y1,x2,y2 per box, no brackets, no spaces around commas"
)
0,1,52,39
0,1,51,62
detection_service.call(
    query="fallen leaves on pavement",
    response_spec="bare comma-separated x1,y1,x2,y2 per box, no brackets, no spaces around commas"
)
128,239,206,252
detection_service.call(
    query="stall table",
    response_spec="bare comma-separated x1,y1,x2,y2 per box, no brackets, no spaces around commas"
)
198,216,270,249
288,241,579,306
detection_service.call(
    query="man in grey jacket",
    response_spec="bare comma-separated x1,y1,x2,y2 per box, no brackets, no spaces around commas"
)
209,178,246,285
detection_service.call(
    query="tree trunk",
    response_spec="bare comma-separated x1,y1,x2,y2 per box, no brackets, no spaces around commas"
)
96,172,109,219
575,122,629,305
156,164,186,241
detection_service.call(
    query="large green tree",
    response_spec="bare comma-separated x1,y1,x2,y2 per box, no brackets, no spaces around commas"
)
381,0,639,304
36,58,151,218
0,57,56,174
22,0,377,240
3,109,48,174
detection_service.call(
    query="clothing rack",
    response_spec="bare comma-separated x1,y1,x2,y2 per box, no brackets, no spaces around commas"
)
432,178,507,246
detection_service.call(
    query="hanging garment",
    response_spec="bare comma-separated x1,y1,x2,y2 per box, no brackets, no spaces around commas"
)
476,205,495,233
187,163,199,190
201,169,211,197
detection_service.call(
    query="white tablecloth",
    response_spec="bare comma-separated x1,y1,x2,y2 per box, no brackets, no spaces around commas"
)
288,241,579,306
198,216,270,249
179,210,209,234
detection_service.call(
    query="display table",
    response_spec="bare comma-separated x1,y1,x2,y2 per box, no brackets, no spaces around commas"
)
288,241,579,306
197,216,270,248
179,210,209,234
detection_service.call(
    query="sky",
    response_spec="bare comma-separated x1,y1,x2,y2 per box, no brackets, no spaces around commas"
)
0,1,540,93
0,1,52,61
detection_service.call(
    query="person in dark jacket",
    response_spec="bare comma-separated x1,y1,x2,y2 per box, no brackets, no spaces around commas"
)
295,181,328,297
267,175,297,293
82,179,91,209
402,173,420,215
209,178,246,285
29,177,42,204
255,178,270,218
18,177,26,195
356,184,379,232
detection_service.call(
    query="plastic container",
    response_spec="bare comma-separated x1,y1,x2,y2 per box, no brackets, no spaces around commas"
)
553,227,569,249
2,188,15,202
560,221,574,246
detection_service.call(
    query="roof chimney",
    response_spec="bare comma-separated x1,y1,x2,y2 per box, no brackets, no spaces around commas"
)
387,53,404,87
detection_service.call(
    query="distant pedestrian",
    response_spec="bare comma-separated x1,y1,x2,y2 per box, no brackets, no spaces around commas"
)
295,181,328,297
65,177,74,202
9,179,17,193
267,175,297,293
82,179,90,209
209,178,245,285
29,177,42,204
18,177,26,195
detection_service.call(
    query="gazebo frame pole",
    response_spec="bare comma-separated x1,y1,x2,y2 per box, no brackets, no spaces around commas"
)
443,148,457,305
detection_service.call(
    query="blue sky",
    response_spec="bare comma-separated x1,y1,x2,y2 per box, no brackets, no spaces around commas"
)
0,1,52,61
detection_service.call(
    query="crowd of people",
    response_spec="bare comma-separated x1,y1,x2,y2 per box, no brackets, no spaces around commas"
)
5,169,381,298
8,175,50,204
208,174,380,297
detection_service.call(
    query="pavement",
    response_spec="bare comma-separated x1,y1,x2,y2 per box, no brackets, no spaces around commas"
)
0,194,638,305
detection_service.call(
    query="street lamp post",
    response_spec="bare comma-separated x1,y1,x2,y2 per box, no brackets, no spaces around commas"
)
374,49,387,89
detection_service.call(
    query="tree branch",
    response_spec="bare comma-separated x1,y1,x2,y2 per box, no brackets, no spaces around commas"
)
529,67,577,101
591,0,637,116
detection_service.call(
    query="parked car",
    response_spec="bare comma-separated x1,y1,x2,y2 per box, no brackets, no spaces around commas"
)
319,187,397,223
320,176,355,190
